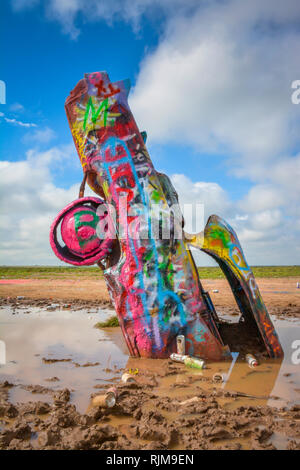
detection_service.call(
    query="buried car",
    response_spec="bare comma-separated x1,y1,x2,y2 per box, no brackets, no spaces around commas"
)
50,71,283,361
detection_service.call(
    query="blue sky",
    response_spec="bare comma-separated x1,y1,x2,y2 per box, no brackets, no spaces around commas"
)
1,0,300,265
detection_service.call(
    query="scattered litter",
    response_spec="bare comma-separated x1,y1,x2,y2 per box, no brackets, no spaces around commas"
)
297,282,300,289
129,368,139,375
245,353,258,368
46,304,60,311
213,373,225,383
17,296,25,300
62,304,71,309
184,356,206,370
91,390,116,408
212,290,219,293
178,396,200,406
170,353,189,363
121,373,136,384
176,335,185,355
107,386,118,397
170,353,206,369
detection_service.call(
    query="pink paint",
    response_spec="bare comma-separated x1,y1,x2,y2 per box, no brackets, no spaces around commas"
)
50,197,114,266
61,205,101,256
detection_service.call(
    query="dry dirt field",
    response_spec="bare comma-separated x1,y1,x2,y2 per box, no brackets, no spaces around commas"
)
0,276,299,318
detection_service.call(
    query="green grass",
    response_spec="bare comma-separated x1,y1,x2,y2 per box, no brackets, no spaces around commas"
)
0,266,103,279
94,316,119,328
197,265,300,279
0,265,299,280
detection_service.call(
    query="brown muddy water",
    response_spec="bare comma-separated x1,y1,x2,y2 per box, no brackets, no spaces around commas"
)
0,304,299,450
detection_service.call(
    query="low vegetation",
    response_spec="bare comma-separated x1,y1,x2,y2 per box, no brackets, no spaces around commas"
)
94,316,119,328
0,265,299,280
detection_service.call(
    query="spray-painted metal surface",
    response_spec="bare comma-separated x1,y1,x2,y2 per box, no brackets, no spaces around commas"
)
200,215,283,357
49,71,283,360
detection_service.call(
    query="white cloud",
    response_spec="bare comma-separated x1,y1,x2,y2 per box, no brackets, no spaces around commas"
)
170,174,231,227
239,185,284,213
169,174,300,265
130,0,300,170
2,115,37,128
128,0,300,264
0,144,90,265
0,147,299,265
11,0,201,39
7,0,300,265
9,102,25,113
23,126,56,144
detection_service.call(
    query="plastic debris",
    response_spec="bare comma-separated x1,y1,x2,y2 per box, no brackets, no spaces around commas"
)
212,290,219,293
17,296,25,300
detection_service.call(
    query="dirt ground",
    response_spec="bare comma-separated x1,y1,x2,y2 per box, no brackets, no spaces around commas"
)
1,374,300,450
0,276,299,318
0,276,300,450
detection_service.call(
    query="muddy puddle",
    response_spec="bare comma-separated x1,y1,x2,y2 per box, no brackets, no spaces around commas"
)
0,304,299,450
0,306,128,413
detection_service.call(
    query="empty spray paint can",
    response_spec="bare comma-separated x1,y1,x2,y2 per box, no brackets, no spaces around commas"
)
170,353,189,363
92,391,116,408
245,354,258,368
213,372,225,383
121,373,136,383
184,356,206,369
176,335,185,355
107,386,118,397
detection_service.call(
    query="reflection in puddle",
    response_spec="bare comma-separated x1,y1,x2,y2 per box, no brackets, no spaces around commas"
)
0,306,128,413
0,305,299,448
9,388,53,405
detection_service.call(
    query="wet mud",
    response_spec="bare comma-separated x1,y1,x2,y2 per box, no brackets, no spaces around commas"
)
0,301,299,450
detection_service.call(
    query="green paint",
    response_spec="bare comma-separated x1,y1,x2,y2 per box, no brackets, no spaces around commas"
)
144,250,154,262
151,190,161,203
74,210,98,247
163,308,172,323
83,97,109,130
209,227,231,248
